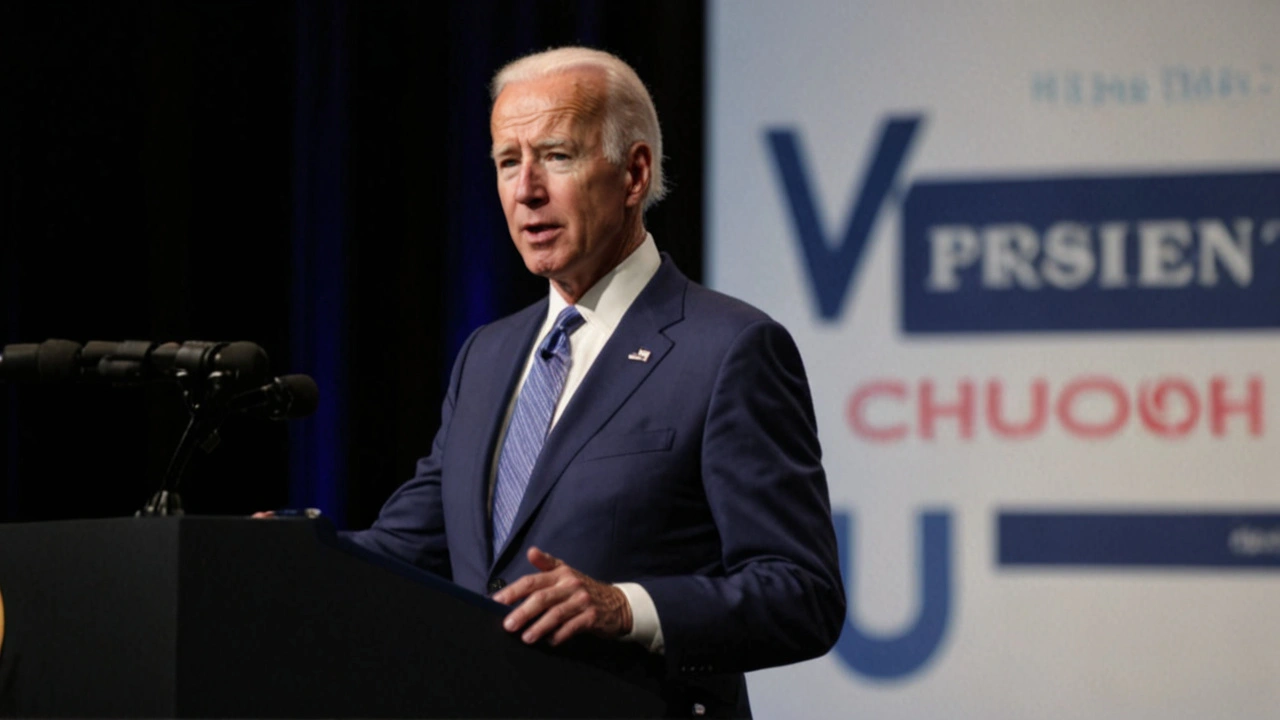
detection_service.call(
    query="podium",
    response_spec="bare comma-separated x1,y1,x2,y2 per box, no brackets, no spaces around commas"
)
0,517,669,718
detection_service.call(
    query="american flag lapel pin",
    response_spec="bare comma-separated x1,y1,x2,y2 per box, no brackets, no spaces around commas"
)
627,348,651,362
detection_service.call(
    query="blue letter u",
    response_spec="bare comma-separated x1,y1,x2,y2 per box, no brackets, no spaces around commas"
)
832,510,953,680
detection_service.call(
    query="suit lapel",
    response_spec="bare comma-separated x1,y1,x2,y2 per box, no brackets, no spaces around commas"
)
461,300,547,564
492,259,688,570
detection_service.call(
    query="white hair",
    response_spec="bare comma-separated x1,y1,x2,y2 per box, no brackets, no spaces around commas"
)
491,47,667,210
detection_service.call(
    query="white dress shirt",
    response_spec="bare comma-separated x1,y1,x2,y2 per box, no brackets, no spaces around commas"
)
490,233,665,654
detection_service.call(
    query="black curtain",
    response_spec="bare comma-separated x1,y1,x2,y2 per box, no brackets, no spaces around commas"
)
1,1,704,529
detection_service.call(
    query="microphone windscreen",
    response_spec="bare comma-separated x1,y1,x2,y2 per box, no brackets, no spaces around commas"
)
277,374,319,419
36,339,83,381
216,342,270,384
0,344,40,381
80,341,119,365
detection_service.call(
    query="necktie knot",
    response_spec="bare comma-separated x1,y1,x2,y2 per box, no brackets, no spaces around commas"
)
539,306,585,361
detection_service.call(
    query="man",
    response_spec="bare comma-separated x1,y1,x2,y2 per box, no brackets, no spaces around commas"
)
344,47,844,716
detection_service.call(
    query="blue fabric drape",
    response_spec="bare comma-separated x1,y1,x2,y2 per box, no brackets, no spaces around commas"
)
289,0,349,525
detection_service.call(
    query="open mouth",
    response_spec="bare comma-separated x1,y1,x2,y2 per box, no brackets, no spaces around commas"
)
523,224,561,242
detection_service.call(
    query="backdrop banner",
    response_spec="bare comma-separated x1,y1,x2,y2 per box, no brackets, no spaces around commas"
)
707,2,1280,717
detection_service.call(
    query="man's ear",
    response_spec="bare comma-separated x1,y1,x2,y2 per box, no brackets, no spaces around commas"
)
623,142,652,209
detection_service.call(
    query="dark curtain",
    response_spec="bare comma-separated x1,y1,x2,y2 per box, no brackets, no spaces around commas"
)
1,1,704,530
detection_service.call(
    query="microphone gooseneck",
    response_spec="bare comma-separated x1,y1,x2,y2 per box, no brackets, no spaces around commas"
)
141,371,320,517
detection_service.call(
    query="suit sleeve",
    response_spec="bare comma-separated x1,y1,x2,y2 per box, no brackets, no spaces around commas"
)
340,329,481,579
639,319,846,674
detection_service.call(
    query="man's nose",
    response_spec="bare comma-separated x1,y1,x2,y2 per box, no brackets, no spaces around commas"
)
514,162,548,207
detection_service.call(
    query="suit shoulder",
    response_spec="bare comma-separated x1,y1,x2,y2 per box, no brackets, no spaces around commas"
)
681,281,784,334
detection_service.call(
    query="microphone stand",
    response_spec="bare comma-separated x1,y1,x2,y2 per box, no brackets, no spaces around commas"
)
137,370,241,517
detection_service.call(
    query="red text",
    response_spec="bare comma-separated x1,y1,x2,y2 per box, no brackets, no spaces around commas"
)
847,375,1264,442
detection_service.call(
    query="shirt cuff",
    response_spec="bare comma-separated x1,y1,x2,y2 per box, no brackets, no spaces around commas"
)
614,582,665,654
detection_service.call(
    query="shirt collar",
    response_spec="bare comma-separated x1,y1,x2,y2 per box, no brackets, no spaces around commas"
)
545,233,661,333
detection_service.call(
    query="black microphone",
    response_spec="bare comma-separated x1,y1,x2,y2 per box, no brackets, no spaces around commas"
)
0,339,83,382
95,340,269,385
0,339,270,386
149,340,269,383
225,374,319,420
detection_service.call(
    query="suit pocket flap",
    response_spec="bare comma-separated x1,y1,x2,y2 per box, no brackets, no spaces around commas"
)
581,428,675,461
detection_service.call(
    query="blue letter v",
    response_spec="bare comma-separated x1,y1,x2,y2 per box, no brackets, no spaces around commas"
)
765,116,923,320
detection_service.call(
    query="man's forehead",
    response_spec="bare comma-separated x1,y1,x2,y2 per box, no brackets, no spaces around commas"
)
490,70,607,135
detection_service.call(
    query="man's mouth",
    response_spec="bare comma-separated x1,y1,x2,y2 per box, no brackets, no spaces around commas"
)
523,224,562,243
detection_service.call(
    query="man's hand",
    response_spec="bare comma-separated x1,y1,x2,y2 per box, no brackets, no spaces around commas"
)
492,546,633,646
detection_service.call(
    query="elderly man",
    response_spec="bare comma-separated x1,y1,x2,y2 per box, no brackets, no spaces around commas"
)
344,47,844,716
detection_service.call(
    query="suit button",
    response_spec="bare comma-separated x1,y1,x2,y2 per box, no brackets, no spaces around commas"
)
487,578,506,594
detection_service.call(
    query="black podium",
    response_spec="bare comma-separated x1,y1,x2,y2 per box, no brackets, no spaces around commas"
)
0,517,669,718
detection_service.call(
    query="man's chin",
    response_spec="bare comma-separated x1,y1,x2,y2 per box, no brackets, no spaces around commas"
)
519,250,566,279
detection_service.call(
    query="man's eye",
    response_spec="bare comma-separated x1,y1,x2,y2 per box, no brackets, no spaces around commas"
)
547,152,570,162
497,158,519,169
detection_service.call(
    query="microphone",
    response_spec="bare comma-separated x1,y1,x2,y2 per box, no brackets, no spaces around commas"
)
3,339,317,517
0,339,83,382
0,339,270,386
225,374,320,420
149,340,270,384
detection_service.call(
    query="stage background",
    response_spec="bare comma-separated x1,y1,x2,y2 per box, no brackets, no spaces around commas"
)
708,2,1280,718
1,0,703,528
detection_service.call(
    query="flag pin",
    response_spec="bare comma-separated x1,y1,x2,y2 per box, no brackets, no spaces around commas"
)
627,348,651,362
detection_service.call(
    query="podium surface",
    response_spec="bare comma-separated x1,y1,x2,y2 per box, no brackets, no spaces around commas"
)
0,517,668,718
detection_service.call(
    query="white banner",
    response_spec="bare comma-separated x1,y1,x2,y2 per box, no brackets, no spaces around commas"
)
708,2,1280,718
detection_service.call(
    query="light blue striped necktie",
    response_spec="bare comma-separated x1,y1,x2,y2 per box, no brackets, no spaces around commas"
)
492,306,585,555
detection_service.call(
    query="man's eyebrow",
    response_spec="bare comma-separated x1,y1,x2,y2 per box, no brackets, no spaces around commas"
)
533,138,572,151
490,137,575,160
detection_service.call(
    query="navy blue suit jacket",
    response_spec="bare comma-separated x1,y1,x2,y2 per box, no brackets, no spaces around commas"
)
346,256,844,708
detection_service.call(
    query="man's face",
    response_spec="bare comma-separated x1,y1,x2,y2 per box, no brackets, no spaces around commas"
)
490,70,639,301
